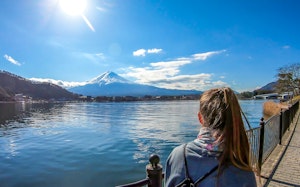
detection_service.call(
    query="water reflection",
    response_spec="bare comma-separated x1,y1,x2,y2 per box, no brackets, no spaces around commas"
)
0,102,67,128
0,100,264,187
0,102,68,161
0,102,28,125
239,100,265,128
125,101,200,164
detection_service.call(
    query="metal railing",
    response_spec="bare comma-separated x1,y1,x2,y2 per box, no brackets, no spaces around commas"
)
258,100,299,167
246,125,260,168
116,101,299,187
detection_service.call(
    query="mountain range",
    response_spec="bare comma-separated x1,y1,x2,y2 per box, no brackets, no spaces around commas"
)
0,70,77,101
0,70,277,101
256,82,277,92
68,71,202,97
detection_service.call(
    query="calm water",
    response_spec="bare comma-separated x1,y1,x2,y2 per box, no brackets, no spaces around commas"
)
0,100,265,187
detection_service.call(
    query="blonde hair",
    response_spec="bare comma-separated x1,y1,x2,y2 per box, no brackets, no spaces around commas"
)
199,87,252,172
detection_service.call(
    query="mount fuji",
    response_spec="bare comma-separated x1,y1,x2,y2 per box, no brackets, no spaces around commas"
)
68,71,202,97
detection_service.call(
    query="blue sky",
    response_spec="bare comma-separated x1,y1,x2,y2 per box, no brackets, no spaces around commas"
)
1,0,300,92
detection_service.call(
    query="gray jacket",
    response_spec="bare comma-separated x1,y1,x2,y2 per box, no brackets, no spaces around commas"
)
165,142,257,187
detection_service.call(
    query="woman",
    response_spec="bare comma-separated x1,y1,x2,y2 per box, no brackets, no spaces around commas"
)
165,87,257,187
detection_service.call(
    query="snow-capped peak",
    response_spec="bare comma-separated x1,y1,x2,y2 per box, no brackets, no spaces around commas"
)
88,71,131,85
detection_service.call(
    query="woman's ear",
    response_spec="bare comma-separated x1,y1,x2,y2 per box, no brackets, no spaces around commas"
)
198,112,204,125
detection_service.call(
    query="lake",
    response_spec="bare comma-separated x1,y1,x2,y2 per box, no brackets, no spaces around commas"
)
0,100,265,187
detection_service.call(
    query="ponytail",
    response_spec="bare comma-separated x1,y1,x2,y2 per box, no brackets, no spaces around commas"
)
222,88,252,171
200,87,252,173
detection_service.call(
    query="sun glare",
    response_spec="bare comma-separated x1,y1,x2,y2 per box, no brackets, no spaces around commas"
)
59,0,95,32
59,0,87,16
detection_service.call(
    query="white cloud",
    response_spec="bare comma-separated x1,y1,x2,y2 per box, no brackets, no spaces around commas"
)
124,66,228,91
133,49,147,56
29,78,86,89
123,49,228,91
150,59,191,68
133,48,163,57
4,54,21,66
163,75,228,91
192,49,226,61
147,48,162,54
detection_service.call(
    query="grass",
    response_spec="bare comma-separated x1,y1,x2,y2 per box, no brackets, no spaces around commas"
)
263,95,300,120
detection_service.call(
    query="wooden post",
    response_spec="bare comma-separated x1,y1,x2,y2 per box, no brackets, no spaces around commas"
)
258,117,265,171
147,154,163,187
279,109,283,145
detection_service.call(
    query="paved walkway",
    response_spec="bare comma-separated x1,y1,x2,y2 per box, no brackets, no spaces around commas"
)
260,111,300,187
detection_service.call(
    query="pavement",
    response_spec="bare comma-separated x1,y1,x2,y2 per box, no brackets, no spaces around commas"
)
260,110,300,187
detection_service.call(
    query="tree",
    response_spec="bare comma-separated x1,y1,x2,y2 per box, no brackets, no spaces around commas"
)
238,91,254,99
276,63,300,96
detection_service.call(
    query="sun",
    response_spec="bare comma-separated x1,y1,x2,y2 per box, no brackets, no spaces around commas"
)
59,0,95,32
59,0,87,16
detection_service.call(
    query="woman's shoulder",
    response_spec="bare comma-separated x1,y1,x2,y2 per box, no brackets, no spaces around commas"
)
167,142,200,160
166,142,218,175
219,165,257,186
166,144,186,163
167,141,214,160
165,144,187,186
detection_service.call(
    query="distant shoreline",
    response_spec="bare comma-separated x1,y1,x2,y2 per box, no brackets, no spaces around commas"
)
0,98,269,104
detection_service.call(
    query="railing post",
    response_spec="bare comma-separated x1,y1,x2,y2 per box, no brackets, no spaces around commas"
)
146,154,163,187
279,109,283,145
258,117,265,171
289,104,292,131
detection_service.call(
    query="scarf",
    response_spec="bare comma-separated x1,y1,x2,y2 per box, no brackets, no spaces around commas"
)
193,127,222,157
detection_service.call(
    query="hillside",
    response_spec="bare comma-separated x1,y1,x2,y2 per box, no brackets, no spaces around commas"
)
0,71,77,101
254,81,277,94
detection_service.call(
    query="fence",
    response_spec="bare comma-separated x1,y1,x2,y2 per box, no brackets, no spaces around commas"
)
258,100,299,166
116,101,299,187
